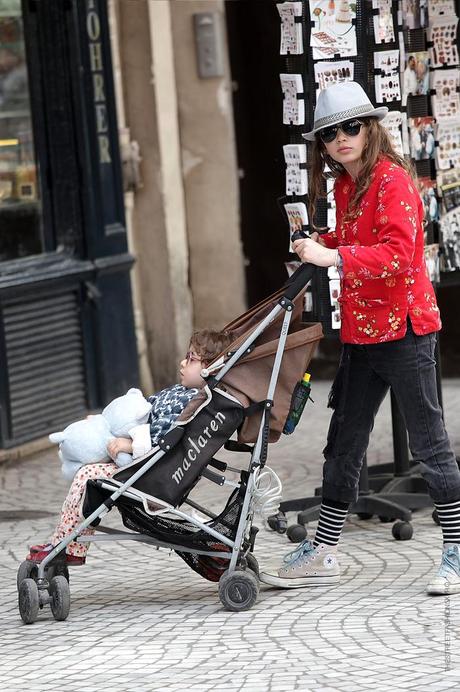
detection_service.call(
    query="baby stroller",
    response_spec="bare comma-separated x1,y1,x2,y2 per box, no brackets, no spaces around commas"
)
17,265,322,623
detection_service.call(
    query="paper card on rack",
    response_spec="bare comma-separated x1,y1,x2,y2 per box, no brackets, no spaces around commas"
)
313,60,354,95
424,244,440,283
381,111,404,157
277,1,304,55
283,144,308,196
437,168,460,212
401,51,429,106
416,177,440,224
428,18,459,68
374,50,401,103
431,69,460,122
284,202,308,252
280,73,305,125
408,117,436,161
326,176,336,207
439,209,460,271
428,0,457,20
400,0,428,30
309,0,357,59
401,112,410,156
372,0,395,45
327,206,337,229
435,122,460,170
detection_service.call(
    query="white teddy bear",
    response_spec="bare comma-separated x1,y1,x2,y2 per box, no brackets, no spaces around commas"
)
49,388,152,481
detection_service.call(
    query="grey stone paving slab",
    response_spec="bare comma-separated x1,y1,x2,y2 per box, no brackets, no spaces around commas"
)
1,380,460,691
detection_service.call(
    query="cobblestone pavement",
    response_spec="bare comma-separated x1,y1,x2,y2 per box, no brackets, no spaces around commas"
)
1,381,460,692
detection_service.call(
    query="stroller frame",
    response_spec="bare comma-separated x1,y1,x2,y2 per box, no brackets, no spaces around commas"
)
18,266,315,621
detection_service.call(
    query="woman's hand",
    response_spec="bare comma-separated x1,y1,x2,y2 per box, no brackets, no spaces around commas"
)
107,437,133,459
293,236,336,267
310,231,326,247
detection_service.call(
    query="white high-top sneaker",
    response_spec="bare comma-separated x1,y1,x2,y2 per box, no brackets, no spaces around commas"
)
259,539,340,588
427,544,460,595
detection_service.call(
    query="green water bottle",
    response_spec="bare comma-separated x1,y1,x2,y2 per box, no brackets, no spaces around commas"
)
283,373,311,435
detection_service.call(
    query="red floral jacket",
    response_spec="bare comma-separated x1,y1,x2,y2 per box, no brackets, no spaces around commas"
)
321,157,441,344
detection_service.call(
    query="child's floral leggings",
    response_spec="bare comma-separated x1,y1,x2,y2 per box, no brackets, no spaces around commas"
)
50,462,118,557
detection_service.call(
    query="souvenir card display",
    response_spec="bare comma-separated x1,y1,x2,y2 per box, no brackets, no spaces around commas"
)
372,0,395,44
437,169,460,212
424,244,441,283
440,209,460,271
431,69,460,122
381,111,405,157
284,202,309,251
428,18,459,68
313,59,354,94
435,122,460,170
374,50,401,103
401,0,429,29
428,0,457,20
277,2,304,55
280,73,305,125
416,177,440,223
309,0,357,59
402,51,430,105
409,117,436,160
283,144,308,195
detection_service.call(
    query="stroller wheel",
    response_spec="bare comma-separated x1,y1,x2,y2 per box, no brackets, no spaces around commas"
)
219,569,259,612
49,564,70,584
245,553,259,577
18,578,40,624
392,521,413,541
49,576,71,621
17,560,38,592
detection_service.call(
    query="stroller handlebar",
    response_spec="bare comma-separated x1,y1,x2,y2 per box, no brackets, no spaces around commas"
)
283,262,315,301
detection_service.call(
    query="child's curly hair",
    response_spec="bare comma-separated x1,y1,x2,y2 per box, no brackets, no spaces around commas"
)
189,329,234,366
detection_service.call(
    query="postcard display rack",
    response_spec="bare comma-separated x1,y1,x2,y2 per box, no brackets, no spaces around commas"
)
273,0,460,540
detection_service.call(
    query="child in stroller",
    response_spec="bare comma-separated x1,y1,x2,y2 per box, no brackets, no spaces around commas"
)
25,328,234,567
17,265,322,622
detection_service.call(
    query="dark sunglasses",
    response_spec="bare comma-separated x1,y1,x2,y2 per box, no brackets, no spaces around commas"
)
318,119,364,144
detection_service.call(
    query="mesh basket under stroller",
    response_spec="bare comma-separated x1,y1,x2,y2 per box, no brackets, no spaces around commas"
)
17,264,322,623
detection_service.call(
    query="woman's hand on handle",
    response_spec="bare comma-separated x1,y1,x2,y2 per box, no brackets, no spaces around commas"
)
293,235,337,267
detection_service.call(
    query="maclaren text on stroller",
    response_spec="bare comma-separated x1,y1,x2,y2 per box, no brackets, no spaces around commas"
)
17,265,322,623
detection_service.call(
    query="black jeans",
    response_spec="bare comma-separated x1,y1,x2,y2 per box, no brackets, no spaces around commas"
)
322,321,460,505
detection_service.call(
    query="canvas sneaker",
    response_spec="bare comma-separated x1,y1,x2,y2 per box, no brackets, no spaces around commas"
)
426,544,460,595
259,539,340,588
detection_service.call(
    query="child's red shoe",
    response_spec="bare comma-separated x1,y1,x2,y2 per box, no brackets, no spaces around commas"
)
65,554,86,566
28,543,53,554
25,547,86,566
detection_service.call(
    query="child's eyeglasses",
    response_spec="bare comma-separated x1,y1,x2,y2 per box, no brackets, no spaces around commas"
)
318,119,364,144
185,351,202,364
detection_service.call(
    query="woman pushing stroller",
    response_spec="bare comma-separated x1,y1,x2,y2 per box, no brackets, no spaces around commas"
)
260,81,460,595
26,329,233,566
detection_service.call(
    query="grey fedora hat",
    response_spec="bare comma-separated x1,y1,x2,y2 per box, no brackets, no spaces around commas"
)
302,81,388,141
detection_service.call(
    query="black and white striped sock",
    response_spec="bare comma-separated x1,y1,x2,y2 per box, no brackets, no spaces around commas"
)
313,498,349,547
434,499,460,545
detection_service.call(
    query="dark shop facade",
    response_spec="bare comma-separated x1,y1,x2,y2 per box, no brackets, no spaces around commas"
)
0,0,138,448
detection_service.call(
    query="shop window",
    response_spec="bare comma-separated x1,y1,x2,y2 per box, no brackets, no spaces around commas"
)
0,0,42,262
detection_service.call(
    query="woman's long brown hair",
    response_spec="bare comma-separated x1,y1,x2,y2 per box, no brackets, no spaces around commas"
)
307,118,415,229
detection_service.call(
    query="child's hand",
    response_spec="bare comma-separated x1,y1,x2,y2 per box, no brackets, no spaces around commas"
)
107,437,133,459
